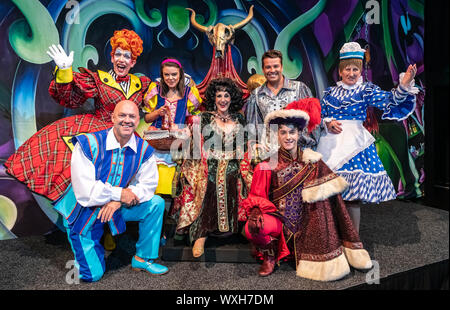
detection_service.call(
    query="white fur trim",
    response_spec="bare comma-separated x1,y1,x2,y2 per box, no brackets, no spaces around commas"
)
343,247,373,270
297,252,350,282
301,148,322,164
302,176,349,203
264,109,310,128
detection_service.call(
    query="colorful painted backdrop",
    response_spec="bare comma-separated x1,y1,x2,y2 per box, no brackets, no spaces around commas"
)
0,0,425,239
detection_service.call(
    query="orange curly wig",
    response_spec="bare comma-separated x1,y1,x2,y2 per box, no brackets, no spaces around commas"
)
110,29,143,61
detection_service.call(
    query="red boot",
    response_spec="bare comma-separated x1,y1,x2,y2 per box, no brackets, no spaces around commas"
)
257,239,278,277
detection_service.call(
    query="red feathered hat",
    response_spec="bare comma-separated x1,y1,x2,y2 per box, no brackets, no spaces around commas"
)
264,97,321,133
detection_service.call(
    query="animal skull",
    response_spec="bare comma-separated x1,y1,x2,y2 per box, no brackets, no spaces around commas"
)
187,6,254,59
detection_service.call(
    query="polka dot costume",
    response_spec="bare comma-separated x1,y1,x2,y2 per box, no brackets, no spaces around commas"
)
338,144,397,202
319,81,416,203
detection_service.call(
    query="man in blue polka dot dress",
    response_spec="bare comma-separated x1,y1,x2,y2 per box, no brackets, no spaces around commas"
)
316,42,418,233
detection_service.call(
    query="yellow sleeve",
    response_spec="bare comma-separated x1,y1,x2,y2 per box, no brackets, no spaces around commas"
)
55,66,74,83
187,86,202,115
142,82,159,113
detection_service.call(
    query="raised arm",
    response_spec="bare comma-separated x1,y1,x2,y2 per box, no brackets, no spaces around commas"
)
47,44,98,109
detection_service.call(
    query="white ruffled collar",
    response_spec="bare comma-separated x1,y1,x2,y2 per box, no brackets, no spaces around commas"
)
336,76,364,90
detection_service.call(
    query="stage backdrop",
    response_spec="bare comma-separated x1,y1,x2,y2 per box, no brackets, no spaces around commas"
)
0,0,425,239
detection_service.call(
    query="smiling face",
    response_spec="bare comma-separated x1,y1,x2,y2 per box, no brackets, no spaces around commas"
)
162,65,181,90
111,100,139,145
262,57,283,85
215,90,231,115
277,124,299,155
339,64,362,86
111,47,136,77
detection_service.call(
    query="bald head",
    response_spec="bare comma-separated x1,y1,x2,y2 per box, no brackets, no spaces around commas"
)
114,100,139,116
112,100,140,146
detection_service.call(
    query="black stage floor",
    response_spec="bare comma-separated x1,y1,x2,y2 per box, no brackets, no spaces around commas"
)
0,200,448,290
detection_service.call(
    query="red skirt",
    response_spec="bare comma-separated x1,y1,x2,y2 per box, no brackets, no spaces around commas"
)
4,114,111,201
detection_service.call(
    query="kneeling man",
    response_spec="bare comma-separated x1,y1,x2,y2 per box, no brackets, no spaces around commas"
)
54,100,168,282
241,98,372,281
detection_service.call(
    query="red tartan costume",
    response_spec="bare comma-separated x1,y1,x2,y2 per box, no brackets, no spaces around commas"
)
241,147,373,281
4,67,151,201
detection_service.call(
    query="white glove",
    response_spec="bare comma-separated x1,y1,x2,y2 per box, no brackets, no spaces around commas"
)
46,44,74,70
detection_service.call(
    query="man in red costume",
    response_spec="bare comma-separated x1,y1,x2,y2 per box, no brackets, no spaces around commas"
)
5,29,151,202
241,98,373,281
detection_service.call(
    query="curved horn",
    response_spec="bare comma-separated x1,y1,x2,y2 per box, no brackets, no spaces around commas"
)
232,5,254,30
186,8,208,33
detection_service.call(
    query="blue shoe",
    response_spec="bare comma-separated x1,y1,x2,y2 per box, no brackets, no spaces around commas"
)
131,256,168,275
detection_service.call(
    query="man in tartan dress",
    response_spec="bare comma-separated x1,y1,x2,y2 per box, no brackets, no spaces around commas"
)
5,29,151,201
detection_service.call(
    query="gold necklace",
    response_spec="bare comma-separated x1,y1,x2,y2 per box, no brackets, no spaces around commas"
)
215,112,232,123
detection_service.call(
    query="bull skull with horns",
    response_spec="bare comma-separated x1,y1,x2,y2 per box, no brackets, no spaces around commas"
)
186,5,254,59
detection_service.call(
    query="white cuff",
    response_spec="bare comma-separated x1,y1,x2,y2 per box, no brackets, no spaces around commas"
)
111,187,123,202
398,72,419,95
322,117,335,134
